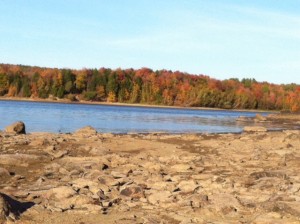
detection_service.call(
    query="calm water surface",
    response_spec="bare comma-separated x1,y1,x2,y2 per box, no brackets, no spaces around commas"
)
0,100,271,133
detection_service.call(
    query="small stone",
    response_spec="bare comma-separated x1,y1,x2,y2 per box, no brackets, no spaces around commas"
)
97,190,108,200
111,171,126,179
49,186,77,200
177,180,200,193
74,126,97,136
255,114,267,121
147,191,172,205
5,121,26,134
0,168,10,178
53,150,69,159
120,186,144,199
101,201,112,207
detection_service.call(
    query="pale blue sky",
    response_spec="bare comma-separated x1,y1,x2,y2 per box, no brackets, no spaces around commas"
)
0,0,300,84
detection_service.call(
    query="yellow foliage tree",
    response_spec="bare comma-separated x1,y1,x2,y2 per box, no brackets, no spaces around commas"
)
130,83,140,103
75,73,87,91
96,85,106,99
107,91,116,102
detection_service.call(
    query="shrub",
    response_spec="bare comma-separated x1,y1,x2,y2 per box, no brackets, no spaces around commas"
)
84,91,97,101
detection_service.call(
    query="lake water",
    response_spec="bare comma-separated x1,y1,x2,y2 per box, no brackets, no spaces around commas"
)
0,100,271,134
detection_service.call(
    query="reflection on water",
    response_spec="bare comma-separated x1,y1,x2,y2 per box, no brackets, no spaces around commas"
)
0,100,271,133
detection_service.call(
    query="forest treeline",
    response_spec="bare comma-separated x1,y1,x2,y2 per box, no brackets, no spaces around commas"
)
0,64,299,111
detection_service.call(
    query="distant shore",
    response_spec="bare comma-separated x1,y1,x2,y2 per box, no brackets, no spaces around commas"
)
0,96,274,113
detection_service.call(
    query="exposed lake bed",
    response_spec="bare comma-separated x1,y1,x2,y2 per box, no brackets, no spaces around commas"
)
1,113,300,223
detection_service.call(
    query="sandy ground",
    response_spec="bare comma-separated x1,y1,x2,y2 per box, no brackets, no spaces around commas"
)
0,115,300,223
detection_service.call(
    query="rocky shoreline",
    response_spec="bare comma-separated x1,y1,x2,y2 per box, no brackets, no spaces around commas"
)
1,120,300,223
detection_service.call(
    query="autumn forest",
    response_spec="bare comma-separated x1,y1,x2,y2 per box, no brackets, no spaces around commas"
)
0,64,299,112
